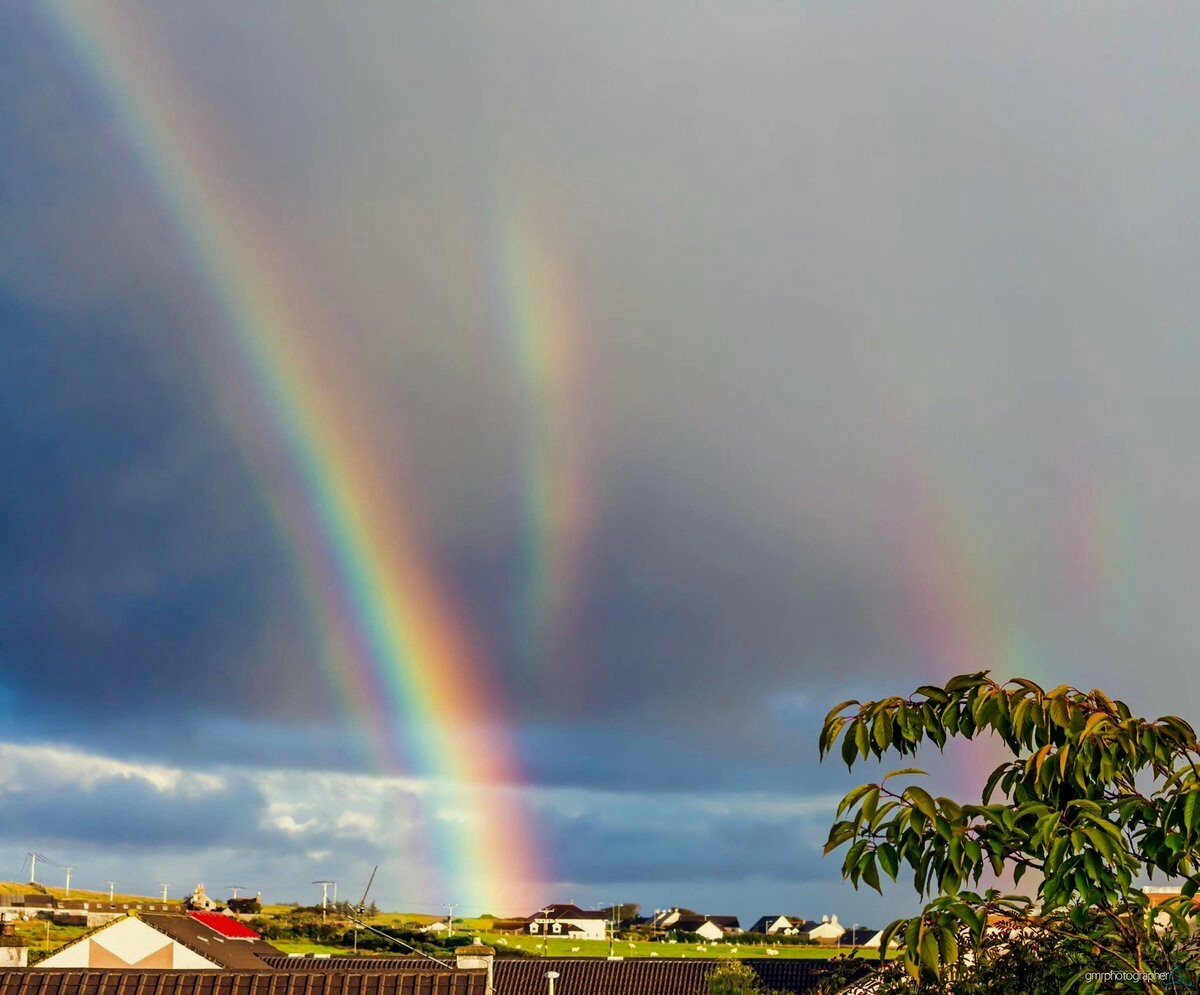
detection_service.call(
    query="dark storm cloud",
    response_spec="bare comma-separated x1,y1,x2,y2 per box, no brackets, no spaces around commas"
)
2,1,1200,915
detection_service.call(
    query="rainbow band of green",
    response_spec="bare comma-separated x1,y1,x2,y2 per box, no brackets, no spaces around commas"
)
49,2,543,914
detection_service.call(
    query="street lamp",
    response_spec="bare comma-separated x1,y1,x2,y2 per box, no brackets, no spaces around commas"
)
544,970,560,995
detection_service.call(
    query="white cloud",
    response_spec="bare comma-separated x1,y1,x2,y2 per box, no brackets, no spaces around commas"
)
0,742,225,795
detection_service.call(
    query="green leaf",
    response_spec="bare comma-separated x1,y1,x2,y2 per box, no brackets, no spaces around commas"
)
841,723,859,769
837,784,874,819
937,926,958,968
882,767,929,783
919,928,940,974
861,854,882,894
877,842,900,880
855,719,871,760
905,786,938,821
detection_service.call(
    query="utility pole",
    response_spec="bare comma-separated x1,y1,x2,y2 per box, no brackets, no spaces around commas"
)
160,884,170,902
107,881,117,902
313,881,333,922
28,853,36,886
608,902,616,959
64,867,73,898
445,903,454,938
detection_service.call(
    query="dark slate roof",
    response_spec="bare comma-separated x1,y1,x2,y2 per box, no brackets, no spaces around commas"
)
705,917,740,930
492,958,869,995
254,957,870,995
139,915,282,970
531,905,608,921
258,961,452,972
0,973,483,995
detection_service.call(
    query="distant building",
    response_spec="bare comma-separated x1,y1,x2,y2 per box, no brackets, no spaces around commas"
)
526,904,608,941
183,884,221,912
647,909,740,940
748,915,793,935
227,894,262,916
0,920,27,968
804,915,846,944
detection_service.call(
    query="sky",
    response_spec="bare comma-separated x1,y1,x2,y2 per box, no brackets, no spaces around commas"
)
2,2,1199,926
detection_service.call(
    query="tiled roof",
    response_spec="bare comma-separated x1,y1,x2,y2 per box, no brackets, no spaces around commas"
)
185,914,262,941
140,916,281,970
255,957,870,995
492,958,869,994
258,961,451,972
531,905,608,921
0,974,482,995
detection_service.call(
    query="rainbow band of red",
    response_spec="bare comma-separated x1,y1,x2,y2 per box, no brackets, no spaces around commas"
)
49,3,543,914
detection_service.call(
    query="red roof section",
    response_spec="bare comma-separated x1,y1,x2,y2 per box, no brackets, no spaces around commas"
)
187,911,261,939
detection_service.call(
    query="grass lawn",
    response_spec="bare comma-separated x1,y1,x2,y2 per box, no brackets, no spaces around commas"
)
474,934,860,960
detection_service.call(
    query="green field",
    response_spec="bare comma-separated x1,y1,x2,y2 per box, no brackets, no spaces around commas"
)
3,887,879,964
472,934,858,960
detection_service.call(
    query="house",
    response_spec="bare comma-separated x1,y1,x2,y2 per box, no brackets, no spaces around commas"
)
227,894,262,916
748,915,793,935
184,884,221,911
35,912,282,970
864,928,899,950
661,914,742,941
837,927,876,947
526,904,608,941
805,914,846,944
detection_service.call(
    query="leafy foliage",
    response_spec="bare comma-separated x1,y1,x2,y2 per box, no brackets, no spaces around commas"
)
819,673,1200,993
706,959,786,995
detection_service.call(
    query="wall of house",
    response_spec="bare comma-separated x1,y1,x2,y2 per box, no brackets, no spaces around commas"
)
37,918,221,970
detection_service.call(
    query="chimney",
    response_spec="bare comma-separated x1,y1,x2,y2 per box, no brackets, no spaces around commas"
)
455,940,495,995
0,919,27,968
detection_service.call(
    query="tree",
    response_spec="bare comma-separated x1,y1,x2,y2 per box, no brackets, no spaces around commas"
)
707,961,778,995
819,672,1200,994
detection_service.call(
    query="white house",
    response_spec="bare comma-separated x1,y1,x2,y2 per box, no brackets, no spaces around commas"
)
35,913,280,970
864,928,899,950
748,915,793,935
526,904,608,941
805,914,846,944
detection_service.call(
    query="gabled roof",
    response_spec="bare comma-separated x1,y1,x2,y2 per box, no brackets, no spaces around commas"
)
248,958,870,995
1,973,483,995
748,915,788,932
34,915,281,972
530,904,608,920
493,958,869,995
138,914,282,969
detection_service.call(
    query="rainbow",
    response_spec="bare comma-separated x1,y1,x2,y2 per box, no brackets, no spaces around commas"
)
49,4,543,913
493,207,591,673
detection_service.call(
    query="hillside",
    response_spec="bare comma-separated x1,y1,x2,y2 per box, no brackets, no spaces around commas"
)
0,882,160,903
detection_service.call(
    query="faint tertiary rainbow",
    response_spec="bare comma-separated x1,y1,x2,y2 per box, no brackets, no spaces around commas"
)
50,4,542,913
493,207,591,673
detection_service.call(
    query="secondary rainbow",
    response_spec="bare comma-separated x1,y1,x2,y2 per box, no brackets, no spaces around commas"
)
50,3,542,913
494,206,591,673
